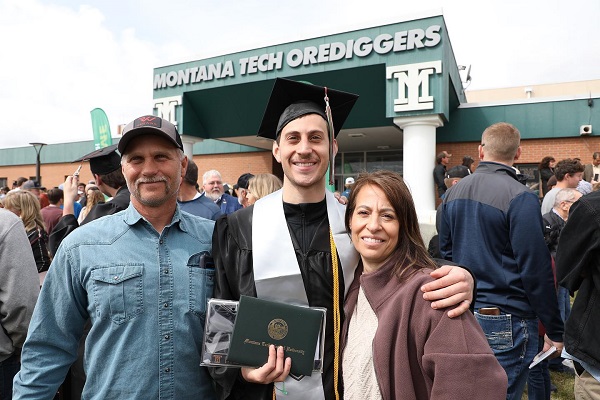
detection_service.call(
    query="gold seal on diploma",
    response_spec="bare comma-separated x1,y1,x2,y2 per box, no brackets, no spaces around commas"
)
268,319,288,340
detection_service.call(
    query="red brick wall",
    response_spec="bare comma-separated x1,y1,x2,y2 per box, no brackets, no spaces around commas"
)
437,136,600,170
3,138,599,192
192,152,274,185
0,151,274,190
434,136,600,208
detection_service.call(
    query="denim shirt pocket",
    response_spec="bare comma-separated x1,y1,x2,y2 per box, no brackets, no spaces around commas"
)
91,264,144,325
187,252,215,319
475,312,513,350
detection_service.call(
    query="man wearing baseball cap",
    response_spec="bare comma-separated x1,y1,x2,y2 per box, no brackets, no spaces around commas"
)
434,151,452,198
233,172,254,208
14,115,216,399
340,177,354,200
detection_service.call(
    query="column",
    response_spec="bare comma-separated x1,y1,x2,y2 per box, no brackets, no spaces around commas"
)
180,135,203,159
394,115,443,238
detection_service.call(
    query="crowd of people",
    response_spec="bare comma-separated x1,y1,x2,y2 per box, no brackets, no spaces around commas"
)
0,77,598,400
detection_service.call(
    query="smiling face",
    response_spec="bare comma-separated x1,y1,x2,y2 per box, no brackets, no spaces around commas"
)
121,135,186,210
349,183,400,274
272,114,337,203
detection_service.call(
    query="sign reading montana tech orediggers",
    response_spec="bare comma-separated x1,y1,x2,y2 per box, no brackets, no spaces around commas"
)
154,25,441,89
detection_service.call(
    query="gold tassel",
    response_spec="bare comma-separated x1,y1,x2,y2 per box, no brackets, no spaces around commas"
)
330,229,341,400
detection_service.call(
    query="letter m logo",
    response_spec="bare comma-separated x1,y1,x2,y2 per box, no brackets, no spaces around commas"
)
154,96,182,126
386,61,442,112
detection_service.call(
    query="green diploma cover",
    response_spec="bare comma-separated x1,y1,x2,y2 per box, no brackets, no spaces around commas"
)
227,295,325,376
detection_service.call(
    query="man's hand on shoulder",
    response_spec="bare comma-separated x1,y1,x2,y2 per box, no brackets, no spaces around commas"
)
421,265,474,318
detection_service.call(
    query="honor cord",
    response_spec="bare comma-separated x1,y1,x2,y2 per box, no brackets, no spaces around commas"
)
330,229,341,400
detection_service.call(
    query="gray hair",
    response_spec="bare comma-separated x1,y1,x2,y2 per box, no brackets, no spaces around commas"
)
553,188,579,208
202,170,222,185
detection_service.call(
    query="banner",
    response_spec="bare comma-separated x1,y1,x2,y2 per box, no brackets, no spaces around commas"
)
90,108,112,150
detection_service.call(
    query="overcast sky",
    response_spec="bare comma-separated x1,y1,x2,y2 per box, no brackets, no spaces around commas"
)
1,0,598,149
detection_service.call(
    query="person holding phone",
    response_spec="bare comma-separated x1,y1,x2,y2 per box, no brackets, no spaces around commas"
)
582,152,600,184
48,145,131,256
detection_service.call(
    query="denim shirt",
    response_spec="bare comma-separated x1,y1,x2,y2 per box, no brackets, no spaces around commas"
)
14,204,217,400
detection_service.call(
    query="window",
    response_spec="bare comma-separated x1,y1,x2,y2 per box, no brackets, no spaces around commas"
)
366,151,403,175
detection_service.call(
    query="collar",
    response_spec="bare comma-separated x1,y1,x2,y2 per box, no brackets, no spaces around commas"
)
552,208,567,222
123,203,185,231
476,161,520,181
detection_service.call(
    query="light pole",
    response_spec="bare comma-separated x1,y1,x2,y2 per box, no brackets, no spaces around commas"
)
29,142,47,186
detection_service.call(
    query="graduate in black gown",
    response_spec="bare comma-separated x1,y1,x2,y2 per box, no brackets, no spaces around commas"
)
49,145,130,256
211,78,475,400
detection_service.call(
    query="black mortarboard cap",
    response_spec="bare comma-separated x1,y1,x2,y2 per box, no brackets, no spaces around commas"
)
257,78,359,140
73,144,121,176
118,115,183,154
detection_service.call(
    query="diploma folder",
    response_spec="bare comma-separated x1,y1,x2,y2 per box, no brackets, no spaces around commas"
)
227,295,325,376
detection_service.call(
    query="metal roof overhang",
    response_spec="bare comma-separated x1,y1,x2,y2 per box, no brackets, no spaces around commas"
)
180,65,403,152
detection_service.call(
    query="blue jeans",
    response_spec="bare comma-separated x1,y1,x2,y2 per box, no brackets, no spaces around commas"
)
0,352,20,400
527,335,551,400
549,286,571,371
476,312,539,400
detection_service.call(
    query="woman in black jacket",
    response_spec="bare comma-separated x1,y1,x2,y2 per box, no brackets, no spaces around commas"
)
539,156,556,198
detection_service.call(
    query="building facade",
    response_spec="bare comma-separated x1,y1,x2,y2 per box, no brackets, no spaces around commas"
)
1,11,599,223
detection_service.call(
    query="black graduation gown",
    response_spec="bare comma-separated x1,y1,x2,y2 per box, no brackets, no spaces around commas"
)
211,199,345,400
48,186,131,255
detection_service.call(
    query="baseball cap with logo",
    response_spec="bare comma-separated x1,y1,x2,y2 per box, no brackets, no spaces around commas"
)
118,115,183,154
22,180,41,190
345,177,355,185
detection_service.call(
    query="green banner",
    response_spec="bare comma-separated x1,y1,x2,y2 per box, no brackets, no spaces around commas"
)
90,108,112,150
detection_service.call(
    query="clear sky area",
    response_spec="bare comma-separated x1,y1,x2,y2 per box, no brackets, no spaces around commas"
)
1,0,598,148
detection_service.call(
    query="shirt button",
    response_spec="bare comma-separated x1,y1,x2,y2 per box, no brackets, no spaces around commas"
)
164,269,169,274
164,334,170,340
160,240,164,244
114,276,119,280
163,302,168,308
165,367,170,372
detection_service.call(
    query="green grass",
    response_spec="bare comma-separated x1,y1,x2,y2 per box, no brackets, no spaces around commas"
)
522,369,575,399
550,370,575,400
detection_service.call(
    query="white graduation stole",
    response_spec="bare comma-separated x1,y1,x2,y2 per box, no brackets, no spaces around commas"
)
252,189,359,399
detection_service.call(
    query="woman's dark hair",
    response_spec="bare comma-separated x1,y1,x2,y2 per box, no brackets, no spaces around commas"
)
539,156,555,170
344,170,437,281
462,155,474,169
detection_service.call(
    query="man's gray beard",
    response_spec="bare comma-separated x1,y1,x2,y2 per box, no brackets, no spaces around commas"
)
205,191,221,201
